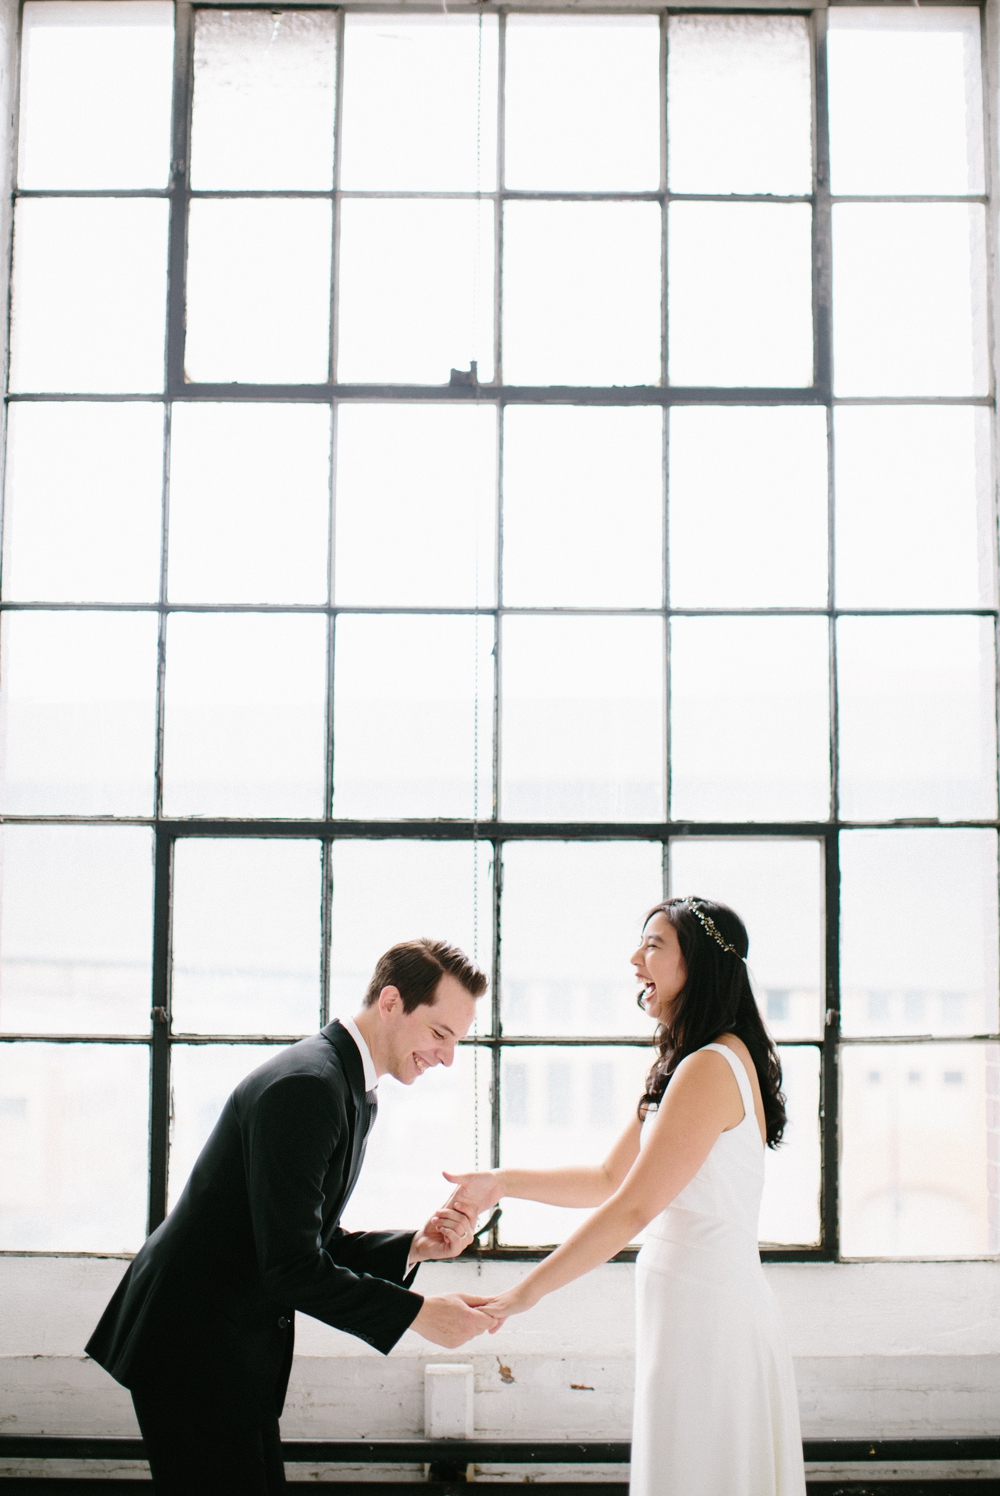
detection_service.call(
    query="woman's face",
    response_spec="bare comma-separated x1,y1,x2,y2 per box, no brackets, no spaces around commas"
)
632,912,687,1023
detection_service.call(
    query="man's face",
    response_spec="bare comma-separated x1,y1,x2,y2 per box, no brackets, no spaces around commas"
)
378,973,478,1085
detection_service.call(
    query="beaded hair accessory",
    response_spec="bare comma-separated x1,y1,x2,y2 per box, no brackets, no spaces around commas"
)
683,898,745,960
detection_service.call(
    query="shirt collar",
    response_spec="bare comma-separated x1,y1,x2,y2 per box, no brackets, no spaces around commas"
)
341,1014,379,1092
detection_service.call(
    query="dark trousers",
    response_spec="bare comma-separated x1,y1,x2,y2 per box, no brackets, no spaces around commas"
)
132,1380,286,1495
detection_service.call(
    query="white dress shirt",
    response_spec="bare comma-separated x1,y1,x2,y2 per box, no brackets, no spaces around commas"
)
339,1014,379,1093
339,1015,427,1276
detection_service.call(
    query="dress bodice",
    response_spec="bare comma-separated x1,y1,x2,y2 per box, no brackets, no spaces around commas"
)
641,1042,765,1264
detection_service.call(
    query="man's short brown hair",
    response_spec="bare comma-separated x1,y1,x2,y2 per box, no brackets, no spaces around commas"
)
362,938,488,1012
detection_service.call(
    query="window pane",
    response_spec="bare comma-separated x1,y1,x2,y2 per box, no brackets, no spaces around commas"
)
760,1046,820,1246
9,200,168,394
162,613,327,818
502,407,662,609
841,829,999,1039
329,840,493,1022
668,203,813,388
332,615,492,820
667,15,812,195
669,839,823,1041
832,204,988,397
834,407,992,609
500,841,663,1038
171,840,322,1036
828,9,984,196
0,826,153,1036
3,403,163,603
18,0,173,189
502,203,661,387
185,200,332,385
168,1043,286,1210
168,404,330,605
0,1042,148,1251
841,1043,995,1258
670,618,830,822
334,404,495,608
337,200,493,385
837,617,997,822
340,1046,492,1231
190,9,338,190
504,17,659,191
340,15,498,192
0,611,157,815
501,616,664,822
669,407,827,607
498,1045,652,1245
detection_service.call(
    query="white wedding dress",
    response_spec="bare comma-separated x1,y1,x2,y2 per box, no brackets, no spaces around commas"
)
630,1043,806,1496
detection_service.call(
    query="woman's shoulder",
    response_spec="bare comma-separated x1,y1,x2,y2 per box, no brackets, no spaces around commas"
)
673,1041,742,1082
676,1034,745,1062
710,1032,753,1063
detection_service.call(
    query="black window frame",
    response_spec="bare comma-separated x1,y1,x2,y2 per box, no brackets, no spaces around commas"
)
1,0,997,1266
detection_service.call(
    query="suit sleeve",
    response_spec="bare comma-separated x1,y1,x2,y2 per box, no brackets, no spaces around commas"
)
245,1073,423,1354
327,1227,419,1289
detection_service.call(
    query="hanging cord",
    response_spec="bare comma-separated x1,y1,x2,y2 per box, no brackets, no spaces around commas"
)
470,8,484,375
470,6,485,1224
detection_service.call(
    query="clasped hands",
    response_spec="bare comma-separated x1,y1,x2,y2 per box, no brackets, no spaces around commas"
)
409,1169,534,1349
409,1169,536,1349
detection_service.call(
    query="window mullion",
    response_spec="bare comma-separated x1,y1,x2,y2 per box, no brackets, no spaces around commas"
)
165,2,194,399
822,825,841,1260
148,828,174,1237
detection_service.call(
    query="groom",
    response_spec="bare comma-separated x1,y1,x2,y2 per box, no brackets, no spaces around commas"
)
86,938,495,1495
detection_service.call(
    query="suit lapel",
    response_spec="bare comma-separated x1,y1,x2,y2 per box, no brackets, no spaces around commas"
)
321,1020,376,1198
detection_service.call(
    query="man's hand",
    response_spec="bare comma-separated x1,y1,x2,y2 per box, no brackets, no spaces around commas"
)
410,1203,478,1263
440,1169,504,1223
411,1293,498,1349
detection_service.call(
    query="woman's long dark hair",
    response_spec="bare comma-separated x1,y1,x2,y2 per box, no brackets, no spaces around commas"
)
638,896,787,1148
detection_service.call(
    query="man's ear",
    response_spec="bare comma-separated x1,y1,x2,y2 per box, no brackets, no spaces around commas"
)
377,985,402,1018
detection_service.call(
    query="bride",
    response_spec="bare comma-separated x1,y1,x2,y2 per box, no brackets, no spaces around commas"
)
441,896,806,1496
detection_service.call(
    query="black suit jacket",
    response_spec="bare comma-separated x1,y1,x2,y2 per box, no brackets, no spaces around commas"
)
86,1021,423,1413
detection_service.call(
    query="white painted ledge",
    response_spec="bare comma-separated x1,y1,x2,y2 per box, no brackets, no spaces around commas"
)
1,1255,997,1443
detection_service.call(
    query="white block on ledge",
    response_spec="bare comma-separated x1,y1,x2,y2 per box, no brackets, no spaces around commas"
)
424,1363,474,1439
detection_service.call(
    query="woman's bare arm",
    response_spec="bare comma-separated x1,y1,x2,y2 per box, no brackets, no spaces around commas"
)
439,1115,642,1217
480,1049,743,1318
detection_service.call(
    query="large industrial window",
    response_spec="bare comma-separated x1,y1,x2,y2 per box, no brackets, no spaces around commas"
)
0,0,996,1263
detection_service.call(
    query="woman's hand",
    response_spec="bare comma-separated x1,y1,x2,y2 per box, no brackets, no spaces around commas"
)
478,1282,540,1332
441,1169,504,1221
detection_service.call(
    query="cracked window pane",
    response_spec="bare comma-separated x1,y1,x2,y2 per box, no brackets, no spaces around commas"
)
668,14,812,194
190,9,338,190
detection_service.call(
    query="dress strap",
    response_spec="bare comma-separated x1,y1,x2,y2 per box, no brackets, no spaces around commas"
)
701,1042,754,1125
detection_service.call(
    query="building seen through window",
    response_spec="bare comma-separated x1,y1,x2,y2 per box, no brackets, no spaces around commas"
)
0,0,996,1264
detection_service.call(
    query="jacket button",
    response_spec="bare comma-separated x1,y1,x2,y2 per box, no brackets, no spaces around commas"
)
278,1316,290,1330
